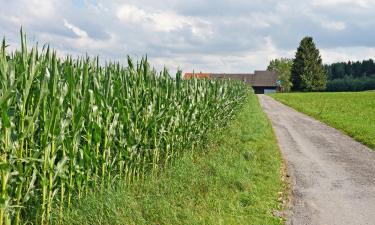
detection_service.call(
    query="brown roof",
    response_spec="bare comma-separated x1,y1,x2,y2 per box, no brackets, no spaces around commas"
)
183,71,278,87
252,70,278,87
211,73,252,79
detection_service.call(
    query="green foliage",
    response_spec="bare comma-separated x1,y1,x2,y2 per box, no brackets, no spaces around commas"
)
326,75,375,92
267,58,293,92
0,31,248,224
325,59,375,80
323,59,375,92
291,37,327,91
60,94,286,225
271,92,375,149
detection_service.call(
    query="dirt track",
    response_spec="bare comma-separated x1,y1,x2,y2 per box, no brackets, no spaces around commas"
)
258,95,375,225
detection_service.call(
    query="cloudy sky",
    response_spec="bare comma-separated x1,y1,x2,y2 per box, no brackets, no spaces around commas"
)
1,0,375,73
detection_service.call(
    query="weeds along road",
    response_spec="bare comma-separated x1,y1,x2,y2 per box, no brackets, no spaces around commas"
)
258,94,375,225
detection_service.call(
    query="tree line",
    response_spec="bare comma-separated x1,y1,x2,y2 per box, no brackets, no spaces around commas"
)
324,60,375,91
325,59,375,80
268,37,375,92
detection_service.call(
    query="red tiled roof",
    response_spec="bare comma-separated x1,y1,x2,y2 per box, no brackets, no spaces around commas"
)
184,73,211,79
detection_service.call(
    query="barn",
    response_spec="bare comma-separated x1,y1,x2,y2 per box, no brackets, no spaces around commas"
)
184,70,279,94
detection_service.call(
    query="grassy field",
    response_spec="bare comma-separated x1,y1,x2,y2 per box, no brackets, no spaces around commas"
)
60,93,286,225
271,92,375,149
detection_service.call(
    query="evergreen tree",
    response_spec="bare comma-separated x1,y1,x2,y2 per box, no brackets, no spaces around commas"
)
291,37,327,91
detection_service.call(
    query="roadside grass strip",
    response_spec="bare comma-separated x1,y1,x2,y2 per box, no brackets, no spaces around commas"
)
61,93,286,225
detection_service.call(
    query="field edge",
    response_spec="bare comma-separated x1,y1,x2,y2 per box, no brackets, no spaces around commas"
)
60,93,287,225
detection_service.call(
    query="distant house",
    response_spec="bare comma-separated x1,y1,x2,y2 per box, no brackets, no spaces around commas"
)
184,71,279,94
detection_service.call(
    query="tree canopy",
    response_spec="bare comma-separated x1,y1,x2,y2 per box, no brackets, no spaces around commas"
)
291,37,327,91
325,59,375,80
267,58,293,92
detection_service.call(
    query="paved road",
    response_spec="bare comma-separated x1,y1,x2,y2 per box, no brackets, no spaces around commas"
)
258,95,375,225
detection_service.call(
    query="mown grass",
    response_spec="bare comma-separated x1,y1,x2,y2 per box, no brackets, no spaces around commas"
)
271,92,375,149
60,93,286,225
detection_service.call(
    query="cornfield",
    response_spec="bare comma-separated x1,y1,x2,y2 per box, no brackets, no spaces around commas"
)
0,31,248,224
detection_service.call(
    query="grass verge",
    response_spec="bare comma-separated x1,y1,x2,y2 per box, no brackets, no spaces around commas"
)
60,93,285,225
270,92,375,149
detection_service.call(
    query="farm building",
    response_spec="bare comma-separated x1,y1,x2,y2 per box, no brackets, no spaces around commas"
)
184,71,279,94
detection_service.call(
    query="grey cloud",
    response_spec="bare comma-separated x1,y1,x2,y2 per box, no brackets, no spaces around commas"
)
0,0,374,73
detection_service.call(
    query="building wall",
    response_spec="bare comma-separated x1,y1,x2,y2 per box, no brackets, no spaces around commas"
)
253,86,277,94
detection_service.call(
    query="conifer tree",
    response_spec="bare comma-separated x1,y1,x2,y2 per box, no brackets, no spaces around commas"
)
291,37,327,91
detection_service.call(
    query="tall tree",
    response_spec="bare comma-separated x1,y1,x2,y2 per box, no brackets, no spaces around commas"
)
267,58,293,92
291,37,327,91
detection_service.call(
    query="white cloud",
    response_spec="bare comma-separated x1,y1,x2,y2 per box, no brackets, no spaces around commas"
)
321,47,375,63
116,5,148,24
311,0,375,8
116,4,212,38
151,12,189,31
26,0,57,18
63,19,88,39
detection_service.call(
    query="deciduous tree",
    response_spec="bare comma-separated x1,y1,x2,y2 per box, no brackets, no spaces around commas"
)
267,58,293,92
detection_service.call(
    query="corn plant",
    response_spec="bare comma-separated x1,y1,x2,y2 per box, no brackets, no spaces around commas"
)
0,30,248,224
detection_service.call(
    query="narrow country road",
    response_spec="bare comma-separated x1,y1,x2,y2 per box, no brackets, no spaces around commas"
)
258,95,375,225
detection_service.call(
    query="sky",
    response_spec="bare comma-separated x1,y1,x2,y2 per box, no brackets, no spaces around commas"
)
1,0,375,74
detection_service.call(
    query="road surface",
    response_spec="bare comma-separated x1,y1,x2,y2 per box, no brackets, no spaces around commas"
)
258,95,375,225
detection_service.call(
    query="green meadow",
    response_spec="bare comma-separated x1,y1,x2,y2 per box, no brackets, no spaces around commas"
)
271,92,375,149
